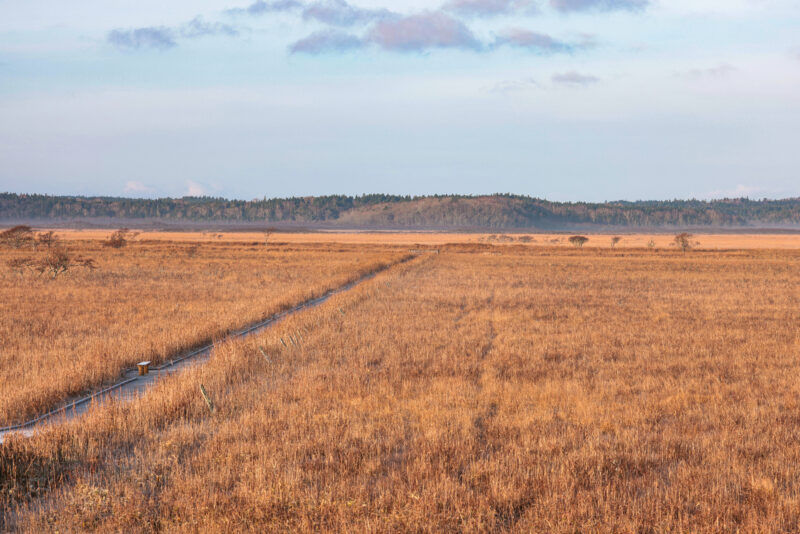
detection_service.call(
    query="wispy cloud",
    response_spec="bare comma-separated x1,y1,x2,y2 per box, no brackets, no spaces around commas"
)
302,0,396,27
108,27,177,50
444,0,539,17
290,29,363,53
493,28,594,54
180,17,239,38
678,63,737,80
225,0,302,16
490,77,541,93
109,17,239,50
552,71,599,85
367,11,482,52
550,0,648,13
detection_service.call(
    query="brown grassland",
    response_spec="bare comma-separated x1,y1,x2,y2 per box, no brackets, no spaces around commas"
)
31,228,800,250
0,239,404,425
2,236,800,532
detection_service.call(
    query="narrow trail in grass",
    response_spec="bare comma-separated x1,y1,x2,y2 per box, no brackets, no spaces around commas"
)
0,255,417,445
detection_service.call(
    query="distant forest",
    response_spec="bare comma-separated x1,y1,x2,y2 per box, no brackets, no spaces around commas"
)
2,193,800,230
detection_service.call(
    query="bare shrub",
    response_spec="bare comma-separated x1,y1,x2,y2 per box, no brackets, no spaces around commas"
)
104,229,131,248
568,235,589,248
0,225,34,249
264,228,278,246
674,233,693,252
6,246,96,279
36,231,58,250
40,248,96,278
611,236,622,249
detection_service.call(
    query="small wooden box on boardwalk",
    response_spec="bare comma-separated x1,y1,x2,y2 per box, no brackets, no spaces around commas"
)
137,361,151,376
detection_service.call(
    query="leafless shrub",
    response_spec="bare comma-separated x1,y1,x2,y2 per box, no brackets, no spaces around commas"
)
7,246,96,279
37,247,97,279
0,225,35,249
36,231,58,250
647,239,656,249
674,233,693,252
568,235,589,248
104,229,131,248
611,236,622,249
264,228,278,246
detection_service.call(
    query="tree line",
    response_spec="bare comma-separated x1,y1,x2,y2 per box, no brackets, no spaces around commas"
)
2,193,800,228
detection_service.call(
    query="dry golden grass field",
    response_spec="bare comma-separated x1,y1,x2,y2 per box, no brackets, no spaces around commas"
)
33,228,800,250
2,235,800,532
0,238,404,425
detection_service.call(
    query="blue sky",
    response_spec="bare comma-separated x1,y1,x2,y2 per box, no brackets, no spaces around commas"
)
0,0,798,201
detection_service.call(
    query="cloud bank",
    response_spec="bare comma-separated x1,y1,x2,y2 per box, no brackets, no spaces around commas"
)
368,11,482,52
290,10,484,53
111,0,647,55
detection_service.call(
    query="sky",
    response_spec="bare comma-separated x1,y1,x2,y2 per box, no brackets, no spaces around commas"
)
0,0,799,202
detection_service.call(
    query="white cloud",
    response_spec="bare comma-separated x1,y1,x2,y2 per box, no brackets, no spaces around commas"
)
705,184,763,199
186,180,207,196
124,180,154,193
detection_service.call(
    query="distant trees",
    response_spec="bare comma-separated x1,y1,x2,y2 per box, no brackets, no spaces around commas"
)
569,236,589,248
3,193,800,228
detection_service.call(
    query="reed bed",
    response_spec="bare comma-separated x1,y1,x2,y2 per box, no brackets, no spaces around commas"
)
3,245,800,532
0,239,403,425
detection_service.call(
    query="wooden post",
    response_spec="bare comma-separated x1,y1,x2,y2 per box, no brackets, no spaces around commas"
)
199,384,215,412
137,361,151,376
